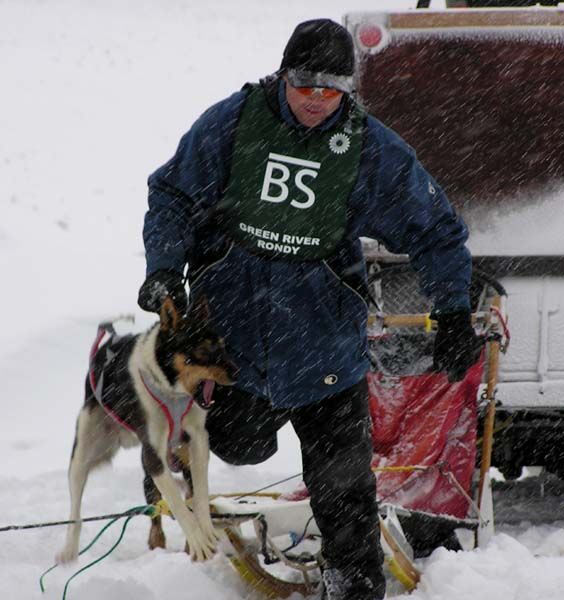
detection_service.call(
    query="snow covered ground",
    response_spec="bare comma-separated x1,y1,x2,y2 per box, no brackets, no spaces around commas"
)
2,1,564,599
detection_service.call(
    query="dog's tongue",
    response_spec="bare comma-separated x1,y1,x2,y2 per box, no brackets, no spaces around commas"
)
203,379,216,405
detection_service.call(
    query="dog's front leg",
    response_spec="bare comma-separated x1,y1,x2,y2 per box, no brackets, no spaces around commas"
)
141,443,217,561
184,416,220,546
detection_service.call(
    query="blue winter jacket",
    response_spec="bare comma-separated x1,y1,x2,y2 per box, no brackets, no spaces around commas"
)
143,78,472,408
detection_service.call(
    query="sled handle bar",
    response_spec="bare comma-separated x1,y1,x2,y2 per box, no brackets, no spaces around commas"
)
368,311,490,329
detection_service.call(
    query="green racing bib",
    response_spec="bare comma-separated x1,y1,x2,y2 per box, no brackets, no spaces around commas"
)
219,84,365,261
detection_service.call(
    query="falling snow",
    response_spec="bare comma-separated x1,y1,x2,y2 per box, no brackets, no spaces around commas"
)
2,1,564,599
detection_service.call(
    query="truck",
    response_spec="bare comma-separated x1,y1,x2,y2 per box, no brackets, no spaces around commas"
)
345,1,564,480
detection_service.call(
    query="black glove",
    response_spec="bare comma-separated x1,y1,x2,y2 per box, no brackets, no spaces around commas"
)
137,269,188,315
433,309,483,383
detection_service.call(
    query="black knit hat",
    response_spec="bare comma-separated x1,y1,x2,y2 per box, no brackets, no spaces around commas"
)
280,19,355,93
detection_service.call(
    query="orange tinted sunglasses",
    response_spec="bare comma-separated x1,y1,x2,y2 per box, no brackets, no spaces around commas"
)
295,86,342,99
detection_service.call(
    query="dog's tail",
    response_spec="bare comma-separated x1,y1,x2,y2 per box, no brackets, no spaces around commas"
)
90,314,134,367
98,314,135,335
89,314,135,402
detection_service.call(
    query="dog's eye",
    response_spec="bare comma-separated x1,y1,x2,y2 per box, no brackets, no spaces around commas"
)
192,349,210,364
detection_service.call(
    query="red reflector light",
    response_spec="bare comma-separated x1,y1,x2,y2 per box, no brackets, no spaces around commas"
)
358,24,384,49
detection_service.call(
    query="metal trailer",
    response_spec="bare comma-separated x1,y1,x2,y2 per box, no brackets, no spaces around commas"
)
344,1,564,480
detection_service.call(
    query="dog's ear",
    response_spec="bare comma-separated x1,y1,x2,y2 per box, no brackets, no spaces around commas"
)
189,295,211,324
160,296,182,332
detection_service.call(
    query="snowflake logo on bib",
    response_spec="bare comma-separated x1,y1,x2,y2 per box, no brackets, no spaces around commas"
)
328,133,351,155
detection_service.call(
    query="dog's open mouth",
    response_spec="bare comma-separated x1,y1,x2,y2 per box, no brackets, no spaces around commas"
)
201,379,216,406
192,378,217,409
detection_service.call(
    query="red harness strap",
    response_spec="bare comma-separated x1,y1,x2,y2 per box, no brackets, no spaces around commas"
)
88,325,136,434
139,370,194,449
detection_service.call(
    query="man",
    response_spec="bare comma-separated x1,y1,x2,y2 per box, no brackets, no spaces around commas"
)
138,19,480,600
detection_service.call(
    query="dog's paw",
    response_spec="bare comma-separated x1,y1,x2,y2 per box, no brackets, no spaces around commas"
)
186,530,217,562
202,521,223,545
193,540,217,562
55,545,79,564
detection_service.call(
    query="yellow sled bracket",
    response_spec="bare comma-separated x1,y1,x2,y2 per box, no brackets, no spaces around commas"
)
379,516,420,592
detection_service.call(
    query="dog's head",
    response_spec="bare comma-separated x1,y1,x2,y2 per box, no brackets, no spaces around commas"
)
157,296,238,397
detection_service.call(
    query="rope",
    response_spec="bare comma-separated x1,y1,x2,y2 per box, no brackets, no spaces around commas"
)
374,464,439,505
233,473,303,500
1,506,154,533
60,516,135,600
439,469,487,527
375,462,481,525
489,305,511,352
476,413,515,445
4,471,303,533
39,505,151,598
282,515,317,553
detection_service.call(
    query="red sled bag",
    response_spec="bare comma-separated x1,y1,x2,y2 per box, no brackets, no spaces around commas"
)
283,332,484,521
368,332,484,519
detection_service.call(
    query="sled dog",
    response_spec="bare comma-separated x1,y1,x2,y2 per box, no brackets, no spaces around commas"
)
56,296,237,563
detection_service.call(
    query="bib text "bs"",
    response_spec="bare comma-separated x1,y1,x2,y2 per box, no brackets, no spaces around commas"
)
260,153,320,210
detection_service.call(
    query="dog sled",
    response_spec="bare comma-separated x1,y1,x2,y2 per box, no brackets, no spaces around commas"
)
184,265,511,599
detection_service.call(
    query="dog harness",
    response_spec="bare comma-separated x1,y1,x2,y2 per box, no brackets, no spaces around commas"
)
89,323,215,450
138,368,194,449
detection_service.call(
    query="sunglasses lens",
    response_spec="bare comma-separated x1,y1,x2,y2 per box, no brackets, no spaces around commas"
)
321,88,341,99
296,87,314,97
295,86,342,99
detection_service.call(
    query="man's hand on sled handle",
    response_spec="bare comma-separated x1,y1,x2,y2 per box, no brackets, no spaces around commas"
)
138,269,188,315
432,308,484,383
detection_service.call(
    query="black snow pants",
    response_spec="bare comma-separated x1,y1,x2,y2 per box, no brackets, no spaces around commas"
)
206,379,385,595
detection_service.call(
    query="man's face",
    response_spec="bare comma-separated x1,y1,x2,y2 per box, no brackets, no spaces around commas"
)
284,76,344,129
